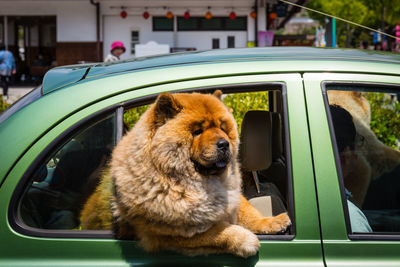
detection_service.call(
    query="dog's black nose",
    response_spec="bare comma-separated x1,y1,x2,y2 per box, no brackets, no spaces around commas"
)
217,139,229,151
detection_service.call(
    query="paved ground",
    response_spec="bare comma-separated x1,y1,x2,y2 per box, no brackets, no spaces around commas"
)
1,86,36,104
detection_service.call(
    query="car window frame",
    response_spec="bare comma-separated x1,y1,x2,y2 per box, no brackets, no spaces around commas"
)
9,106,119,238
8,82,295,241
322,81,400,241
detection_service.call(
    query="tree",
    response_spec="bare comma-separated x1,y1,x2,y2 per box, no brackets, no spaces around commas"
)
307,0,370,47
367,93,400,149
362,0,400,31
306,0,400,48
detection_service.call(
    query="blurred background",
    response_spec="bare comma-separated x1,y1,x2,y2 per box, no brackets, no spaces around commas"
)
0,0,400,87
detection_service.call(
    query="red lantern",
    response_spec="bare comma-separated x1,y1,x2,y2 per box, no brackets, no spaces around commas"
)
250,11,257,19
142,11,150,19
166,11,174,19
120,10,127,19
205,11,212,19
229,11,236,20
269,12,277,20
184,11,190,19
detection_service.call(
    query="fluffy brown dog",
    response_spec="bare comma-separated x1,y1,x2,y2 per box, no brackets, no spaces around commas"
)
80,91,290,257
328,91,400,207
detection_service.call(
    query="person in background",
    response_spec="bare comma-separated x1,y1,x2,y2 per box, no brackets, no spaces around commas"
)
104,41,126,63
330,104,373,233
0,45,16,98
359,40,369,50
374,42,382,51
32,53,47,67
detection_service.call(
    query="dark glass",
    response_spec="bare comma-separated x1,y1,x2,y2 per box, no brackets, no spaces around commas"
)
326,85,400,234
226,17,247,31
19,114,116,229
228,36,235,48
201,17,223,30
212,38,220,49
153,17,173,31
177,17,198,30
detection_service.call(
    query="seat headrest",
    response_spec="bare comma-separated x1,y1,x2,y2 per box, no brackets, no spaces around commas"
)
270,112,283,159
240,110,272,171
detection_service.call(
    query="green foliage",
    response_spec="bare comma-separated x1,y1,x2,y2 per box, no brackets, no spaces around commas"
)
122,92,270,132
307,0,371,47
123,105,150,129
223,91,269,132
366,92,400,149
0,95,10,114
307,0,400,48
362,0,400,29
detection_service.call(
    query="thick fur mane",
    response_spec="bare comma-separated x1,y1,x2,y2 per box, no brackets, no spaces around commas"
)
110,94,241,238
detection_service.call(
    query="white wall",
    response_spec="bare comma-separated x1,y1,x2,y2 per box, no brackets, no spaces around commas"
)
177,31,247,50
103,14,248,60
0,0,254,55
0,0,97,42
103,15,174,60
101,0,253,59
57,2,96,42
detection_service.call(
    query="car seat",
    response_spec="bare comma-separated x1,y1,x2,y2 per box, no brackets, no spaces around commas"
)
240,110,287,217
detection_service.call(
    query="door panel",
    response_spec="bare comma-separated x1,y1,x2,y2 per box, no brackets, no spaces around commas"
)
0,74,323,267
304,73,400,267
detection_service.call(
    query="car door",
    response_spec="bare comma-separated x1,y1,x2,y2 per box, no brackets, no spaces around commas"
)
0,71,323,267
304,72,400,267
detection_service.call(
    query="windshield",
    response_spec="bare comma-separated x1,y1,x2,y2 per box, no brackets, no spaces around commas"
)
0,86,42,124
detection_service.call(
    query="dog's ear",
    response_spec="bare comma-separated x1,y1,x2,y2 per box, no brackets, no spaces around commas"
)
213,90,232,113
351,91,362,99
213,90,223,100
154,93,182,126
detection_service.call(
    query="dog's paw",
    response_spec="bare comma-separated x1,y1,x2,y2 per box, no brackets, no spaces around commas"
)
258,213,291,234
228,226,260,258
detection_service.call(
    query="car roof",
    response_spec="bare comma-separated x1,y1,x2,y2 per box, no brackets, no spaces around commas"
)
42,47,400,95
2,46,400,187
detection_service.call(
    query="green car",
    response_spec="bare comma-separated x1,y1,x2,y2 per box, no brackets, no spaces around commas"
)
1,47,400,267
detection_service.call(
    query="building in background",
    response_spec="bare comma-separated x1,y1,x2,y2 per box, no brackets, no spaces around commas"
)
0,0,306,81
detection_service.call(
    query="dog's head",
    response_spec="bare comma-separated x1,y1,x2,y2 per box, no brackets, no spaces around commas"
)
149,90,239,177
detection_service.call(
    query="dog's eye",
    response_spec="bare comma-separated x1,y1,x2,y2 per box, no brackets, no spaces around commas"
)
193,129,203,136
220,122,228,133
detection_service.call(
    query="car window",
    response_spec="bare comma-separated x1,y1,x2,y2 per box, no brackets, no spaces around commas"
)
19,113,116,230
223,90,290,220
326,85,400,234
0,85,42,124
16,87,293,237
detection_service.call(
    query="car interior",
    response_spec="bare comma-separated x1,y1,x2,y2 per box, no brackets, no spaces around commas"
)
240,110,288,218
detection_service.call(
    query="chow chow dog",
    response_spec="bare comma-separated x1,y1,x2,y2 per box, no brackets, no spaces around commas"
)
80,91,291,257
328,90,400,207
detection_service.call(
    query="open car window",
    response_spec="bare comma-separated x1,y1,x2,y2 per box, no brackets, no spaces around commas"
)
14,86,294,239
122,88,294,238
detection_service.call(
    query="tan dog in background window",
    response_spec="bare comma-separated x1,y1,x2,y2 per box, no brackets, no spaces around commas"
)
328,90,400,207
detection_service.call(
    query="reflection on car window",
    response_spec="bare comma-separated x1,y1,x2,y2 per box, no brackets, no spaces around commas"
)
19,114,115,229
327,87,400,234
